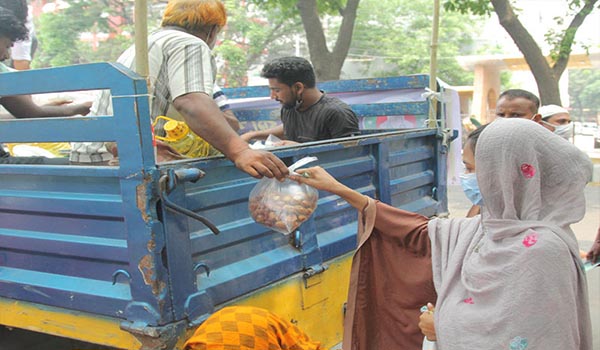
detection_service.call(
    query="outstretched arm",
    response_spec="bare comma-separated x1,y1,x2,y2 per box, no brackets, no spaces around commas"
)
289,166,369,211
240,124,284,143
0,95,91,118
173,92,288,180
222,109,240,131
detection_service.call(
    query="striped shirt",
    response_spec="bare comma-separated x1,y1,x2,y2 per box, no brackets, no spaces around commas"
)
70,27,217,163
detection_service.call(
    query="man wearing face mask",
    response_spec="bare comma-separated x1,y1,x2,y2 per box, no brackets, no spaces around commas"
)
538,104,573,140
240,56,359,146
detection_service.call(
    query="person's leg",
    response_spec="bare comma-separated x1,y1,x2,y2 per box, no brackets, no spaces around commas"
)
0,156,69,165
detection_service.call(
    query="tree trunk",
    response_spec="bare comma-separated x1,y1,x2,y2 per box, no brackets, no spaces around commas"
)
490,0,560,104
296,0,360,81
491,0,598,106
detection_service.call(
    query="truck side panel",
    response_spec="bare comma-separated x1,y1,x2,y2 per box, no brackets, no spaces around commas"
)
0,64,447,349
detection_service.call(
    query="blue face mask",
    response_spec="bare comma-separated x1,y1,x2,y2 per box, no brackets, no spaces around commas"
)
460,173,483,206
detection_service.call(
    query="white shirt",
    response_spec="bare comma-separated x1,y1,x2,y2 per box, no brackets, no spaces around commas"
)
70,27,216,163
11,6,35,61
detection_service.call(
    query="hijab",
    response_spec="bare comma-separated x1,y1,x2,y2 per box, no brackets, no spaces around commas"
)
429,118,593,349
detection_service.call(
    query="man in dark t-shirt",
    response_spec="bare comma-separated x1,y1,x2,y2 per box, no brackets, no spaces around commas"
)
241,56,359,145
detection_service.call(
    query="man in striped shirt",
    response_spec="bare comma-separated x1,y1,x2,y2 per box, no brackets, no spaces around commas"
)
70,0,287,180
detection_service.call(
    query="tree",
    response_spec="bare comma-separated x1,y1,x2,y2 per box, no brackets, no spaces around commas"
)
215,1,303,87
444,0,599,105
34,0,163,68
569,69,600,121
248,0,360,81
349,0,482,85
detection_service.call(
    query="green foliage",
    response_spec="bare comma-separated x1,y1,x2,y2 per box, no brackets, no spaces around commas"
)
32,0,488,87
349,0,482,85
81,33,134,64
34,0,162,68
443,0,492,16
35,1,112,67
35,12,84,67
247,0,348,16
569,68,600,119
214,40,249,87
216,0,303,86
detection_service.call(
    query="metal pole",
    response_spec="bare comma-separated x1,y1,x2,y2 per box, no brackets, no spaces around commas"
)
428,0,440,128
134,0,149,80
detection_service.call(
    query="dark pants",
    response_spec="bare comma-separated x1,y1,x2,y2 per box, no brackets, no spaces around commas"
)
0,155,69,165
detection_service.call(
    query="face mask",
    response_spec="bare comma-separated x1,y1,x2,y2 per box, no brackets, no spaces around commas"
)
460,173,483,206
552,122,573,140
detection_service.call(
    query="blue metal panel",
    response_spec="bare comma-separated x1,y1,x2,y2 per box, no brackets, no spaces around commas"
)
223,74,430,98
232,102,428,122
0,64,171,328
160,128,446,324
0,65,448,347
225,75,432,137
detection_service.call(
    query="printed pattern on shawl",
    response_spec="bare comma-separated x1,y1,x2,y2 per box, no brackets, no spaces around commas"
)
429,118,593,350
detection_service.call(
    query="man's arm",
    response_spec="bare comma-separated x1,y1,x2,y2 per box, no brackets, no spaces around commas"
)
240,125,285,142
173,92,288,179
222,109,240,131
212,84,240,131
0,95,91,118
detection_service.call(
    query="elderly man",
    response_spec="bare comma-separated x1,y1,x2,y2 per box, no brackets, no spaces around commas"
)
70,0,287,179
494,89,541,121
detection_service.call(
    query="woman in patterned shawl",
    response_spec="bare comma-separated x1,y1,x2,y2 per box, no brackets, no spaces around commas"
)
291,118,593,350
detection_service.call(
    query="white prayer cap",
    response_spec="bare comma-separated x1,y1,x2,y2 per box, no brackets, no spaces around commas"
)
539,104,569,119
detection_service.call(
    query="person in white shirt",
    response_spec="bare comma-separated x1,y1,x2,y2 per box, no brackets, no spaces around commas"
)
70,0,287,180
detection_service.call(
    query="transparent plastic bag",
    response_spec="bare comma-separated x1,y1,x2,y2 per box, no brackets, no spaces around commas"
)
249,134,282,150
248,157,318,234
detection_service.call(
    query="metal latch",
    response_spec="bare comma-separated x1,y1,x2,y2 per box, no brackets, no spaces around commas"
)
301,264,329,309
158,168,219,235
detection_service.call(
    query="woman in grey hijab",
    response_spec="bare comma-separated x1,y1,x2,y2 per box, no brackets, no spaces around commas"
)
291,118,593,350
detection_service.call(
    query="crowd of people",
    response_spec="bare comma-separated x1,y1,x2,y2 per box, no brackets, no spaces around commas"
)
1,0,598,349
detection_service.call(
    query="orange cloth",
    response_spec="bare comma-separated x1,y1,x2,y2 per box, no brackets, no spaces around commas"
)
184,306,325,350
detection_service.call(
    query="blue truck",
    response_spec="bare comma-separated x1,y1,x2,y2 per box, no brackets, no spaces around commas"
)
0,63,454,349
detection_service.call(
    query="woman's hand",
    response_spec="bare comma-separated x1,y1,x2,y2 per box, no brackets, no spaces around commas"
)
289,166,343,192
290,166,369,210
585,228,600,263
418,303,436,341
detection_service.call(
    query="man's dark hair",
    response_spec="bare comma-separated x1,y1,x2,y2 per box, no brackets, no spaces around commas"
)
0,0,28,23
498,89,540,113
261,56,316,88
0,6,28,42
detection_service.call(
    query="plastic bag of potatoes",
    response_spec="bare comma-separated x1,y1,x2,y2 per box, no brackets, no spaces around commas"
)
248,157,318,234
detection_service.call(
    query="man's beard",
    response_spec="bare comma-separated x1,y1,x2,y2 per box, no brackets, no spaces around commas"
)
282,101,297,109
282,91,302,109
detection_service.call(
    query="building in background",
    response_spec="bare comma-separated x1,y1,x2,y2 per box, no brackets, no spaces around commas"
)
454,0,600,124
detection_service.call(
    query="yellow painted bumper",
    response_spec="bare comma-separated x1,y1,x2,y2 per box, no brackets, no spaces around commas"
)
1,253,352,349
